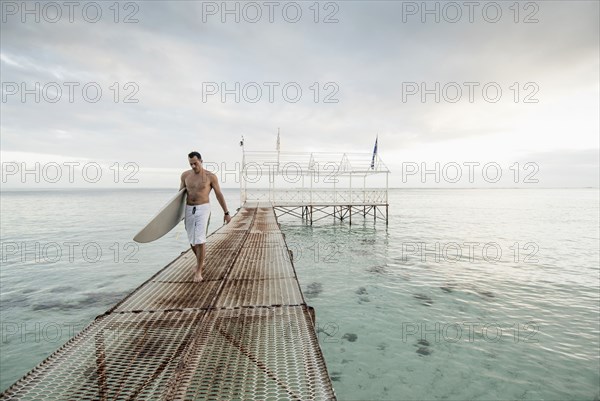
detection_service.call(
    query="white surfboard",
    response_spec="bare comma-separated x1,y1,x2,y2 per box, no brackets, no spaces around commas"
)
133,188,187,243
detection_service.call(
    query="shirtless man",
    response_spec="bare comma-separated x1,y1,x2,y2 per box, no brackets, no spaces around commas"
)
180,151,231,282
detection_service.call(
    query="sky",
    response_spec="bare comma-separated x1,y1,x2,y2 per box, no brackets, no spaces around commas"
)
1,0,598,188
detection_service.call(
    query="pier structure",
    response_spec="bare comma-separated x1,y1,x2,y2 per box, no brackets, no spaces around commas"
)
240,150,390,225
1,205,337,400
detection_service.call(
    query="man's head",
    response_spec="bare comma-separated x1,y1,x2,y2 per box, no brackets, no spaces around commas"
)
188,151,202,173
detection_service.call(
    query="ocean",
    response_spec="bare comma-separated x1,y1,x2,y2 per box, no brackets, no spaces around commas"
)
1,188,599,400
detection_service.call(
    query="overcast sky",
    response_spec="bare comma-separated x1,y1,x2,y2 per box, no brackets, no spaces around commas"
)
1,1,598,188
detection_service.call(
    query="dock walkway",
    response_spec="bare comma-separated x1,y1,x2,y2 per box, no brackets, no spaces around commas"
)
1,204,336,400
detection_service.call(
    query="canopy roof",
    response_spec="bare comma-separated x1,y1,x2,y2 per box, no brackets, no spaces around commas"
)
242,151,390,176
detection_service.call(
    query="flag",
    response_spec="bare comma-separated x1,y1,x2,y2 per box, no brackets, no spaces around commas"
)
240,135,244,147
370,135,378,169
276,129,280,152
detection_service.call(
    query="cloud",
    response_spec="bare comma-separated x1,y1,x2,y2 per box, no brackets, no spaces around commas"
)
1,1,598,188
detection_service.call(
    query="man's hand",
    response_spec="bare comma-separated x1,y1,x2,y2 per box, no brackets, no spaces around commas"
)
224,214,232,224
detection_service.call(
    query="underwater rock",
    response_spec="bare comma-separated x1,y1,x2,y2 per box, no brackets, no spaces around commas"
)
32,300,73,311
366,265,387,274
49,286,76,293
416,347,432,356
330,371,342,382
316,327,334,339
304,282,323,298
413,293,434,306
2,295,31,310
32,291,128,311
342,333,358,342
417,339,430,347
355,287,368,295
80,291,127,306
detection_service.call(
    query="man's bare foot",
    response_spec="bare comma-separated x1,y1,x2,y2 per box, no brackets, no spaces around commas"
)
193,269,204,282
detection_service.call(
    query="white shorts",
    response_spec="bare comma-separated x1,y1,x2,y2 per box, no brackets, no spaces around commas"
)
184,204,211,245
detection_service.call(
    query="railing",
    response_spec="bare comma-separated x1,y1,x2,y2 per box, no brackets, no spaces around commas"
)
242,188,388,205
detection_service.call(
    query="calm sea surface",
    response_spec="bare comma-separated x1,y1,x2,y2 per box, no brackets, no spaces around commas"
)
1,188,599,400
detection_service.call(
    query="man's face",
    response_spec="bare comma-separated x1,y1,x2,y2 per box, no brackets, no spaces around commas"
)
189,156,202,173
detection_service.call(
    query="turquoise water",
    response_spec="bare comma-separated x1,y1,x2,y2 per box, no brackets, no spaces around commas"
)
1,188,599,400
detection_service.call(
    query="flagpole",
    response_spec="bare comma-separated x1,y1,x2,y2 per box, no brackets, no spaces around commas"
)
240,135,245,205
277,127,281,172
273,128,280,203
370,134,378,171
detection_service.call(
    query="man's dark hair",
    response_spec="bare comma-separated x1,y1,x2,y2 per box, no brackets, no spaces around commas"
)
188,151,202,160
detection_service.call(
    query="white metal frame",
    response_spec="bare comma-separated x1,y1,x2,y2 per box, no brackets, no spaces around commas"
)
240,150,390,206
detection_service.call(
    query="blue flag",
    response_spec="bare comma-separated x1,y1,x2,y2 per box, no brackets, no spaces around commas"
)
370,136,378,169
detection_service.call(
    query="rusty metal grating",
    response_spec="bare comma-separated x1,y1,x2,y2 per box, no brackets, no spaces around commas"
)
151,247,239,282
169,306,336,401
0,310,207,400
250,220,280,233
244,232,287,248
216,278,304,308
1,205,337,400
217,218,253,232
114,279,222,312
228,245,296,280
204,232,248,250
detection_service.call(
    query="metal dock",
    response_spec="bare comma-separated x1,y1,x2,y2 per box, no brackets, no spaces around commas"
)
1,205,337,400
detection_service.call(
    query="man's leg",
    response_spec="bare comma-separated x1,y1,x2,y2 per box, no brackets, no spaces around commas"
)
192,243,206,282
188,204,210,283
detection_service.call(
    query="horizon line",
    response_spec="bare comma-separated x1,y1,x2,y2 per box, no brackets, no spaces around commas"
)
1,187,598,191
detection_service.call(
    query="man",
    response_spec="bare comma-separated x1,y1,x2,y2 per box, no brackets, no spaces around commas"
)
180,151,231,282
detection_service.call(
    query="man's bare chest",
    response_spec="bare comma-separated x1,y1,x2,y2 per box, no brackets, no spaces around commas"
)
186,174,210,191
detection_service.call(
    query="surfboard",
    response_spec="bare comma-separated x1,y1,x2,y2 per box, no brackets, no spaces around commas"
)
133,188,187,243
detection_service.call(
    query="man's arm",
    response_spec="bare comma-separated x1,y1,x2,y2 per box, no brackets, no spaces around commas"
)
179,172,186,190
211,173,231,224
